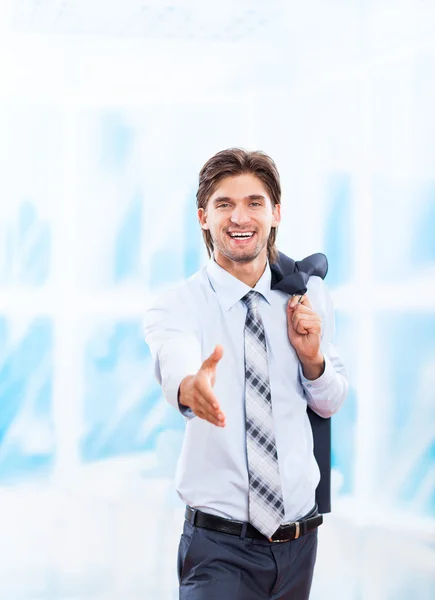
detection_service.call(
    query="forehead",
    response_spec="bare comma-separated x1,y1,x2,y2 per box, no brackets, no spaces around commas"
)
210,173,270,200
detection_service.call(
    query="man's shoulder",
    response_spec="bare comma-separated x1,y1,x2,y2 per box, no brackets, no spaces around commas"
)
306,273,327,292
306,273,332,299
306,274,333,319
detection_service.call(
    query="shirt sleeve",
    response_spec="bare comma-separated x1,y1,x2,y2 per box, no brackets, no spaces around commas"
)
143,289,202,418
298,279,349,418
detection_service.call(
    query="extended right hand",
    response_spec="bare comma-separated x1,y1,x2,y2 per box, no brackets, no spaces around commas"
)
179,345,226,427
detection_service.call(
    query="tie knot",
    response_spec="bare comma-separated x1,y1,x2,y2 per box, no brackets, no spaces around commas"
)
241,290,260,310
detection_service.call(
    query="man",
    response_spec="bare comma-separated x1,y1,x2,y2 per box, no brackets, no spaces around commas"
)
143,148,348,599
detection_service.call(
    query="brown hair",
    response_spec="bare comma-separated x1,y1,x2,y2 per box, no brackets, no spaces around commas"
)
196,148,281,264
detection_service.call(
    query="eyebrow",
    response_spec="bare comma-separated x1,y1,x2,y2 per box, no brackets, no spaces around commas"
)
212,194,266,204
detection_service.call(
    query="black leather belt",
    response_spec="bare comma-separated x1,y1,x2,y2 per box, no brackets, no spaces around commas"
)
185,505,323,543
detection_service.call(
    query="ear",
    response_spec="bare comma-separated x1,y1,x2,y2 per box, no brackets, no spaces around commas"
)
198,207,209,230
271,203,281,227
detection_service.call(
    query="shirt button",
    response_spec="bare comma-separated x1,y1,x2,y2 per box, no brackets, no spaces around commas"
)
306,384,312,388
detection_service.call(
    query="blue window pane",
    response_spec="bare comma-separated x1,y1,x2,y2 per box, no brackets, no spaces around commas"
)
81,320,184,469
0,318,54,482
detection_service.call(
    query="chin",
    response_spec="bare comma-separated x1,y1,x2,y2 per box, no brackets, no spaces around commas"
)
229,253,259,263
222,247,262,264
213,236,268,264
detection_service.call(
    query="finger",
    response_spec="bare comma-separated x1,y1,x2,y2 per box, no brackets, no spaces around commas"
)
196,397,226,427
287,294,312,310
298,294,312,309
287,303,315,317
196,406,225,426
195,372,220,407
211,410,226,427
195,380,226,420
207,412,226,427
295,318,321,335
197,387,221,413
195,404,223,426
201,344,224,371
291,312,319,328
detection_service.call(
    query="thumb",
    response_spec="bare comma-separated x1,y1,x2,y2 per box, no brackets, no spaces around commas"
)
201,344,224,371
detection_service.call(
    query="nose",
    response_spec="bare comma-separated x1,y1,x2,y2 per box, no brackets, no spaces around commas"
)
230,206,250,226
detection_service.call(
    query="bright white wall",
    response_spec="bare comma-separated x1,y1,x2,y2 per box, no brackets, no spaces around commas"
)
0,2,434,599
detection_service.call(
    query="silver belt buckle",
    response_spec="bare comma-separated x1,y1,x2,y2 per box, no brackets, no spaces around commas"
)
294,521,300,539
269,537,283,543
269,521,300,543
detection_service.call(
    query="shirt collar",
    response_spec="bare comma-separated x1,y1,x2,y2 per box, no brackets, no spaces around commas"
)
206,257,273,311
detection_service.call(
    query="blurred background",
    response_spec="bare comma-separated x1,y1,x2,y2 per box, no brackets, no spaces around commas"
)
0,0,434,598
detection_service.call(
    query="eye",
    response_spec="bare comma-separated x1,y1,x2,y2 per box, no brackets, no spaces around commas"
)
217,203,230,208
250,202,262,207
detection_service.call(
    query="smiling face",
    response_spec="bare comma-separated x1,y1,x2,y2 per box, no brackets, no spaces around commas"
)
198,173,281,267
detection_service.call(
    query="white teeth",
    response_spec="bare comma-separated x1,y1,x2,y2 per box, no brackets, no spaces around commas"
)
229,232,254,238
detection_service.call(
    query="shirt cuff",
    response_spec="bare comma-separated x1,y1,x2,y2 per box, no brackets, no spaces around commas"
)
299,354,335,392
177,389,196,419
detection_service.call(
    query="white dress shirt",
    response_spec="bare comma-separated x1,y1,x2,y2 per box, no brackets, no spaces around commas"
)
143,258,348,522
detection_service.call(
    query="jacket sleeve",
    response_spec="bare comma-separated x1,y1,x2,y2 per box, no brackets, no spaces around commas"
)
143,290,202,416
298,278,349,418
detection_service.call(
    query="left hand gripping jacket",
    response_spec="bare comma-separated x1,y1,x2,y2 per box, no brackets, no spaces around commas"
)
270,252,331,514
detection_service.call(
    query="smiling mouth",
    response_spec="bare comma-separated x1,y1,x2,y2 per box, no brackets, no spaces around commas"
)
227,231,255,240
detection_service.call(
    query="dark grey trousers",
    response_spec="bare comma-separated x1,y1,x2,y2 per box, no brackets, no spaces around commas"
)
177,514,318,599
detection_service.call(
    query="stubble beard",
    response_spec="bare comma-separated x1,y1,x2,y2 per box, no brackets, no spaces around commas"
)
213,232,269,263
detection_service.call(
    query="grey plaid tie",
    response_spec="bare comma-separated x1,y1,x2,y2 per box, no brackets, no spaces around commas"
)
242,290,285,538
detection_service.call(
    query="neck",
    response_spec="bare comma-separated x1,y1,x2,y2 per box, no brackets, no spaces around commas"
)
213,250,267,287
